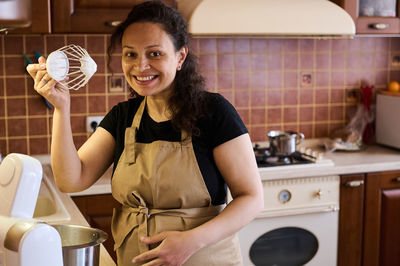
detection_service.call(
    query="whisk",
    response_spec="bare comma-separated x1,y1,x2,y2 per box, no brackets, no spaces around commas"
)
46,44,97,90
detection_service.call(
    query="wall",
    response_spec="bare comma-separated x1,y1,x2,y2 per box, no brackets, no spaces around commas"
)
0,35,399,155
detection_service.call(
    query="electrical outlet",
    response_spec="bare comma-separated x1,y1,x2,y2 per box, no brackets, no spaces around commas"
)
86,116,104,132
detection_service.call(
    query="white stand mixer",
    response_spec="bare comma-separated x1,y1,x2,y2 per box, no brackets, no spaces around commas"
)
0,153,63,266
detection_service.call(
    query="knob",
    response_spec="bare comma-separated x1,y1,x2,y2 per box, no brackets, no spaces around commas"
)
314,189,323,199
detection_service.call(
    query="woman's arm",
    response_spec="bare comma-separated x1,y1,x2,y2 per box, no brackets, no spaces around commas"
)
133,133,263,265
27,57,115,193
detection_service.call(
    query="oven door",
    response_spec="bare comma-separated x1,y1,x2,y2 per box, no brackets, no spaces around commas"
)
238,210,338,266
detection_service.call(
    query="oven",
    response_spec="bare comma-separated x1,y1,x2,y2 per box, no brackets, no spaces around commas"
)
236,175,340,266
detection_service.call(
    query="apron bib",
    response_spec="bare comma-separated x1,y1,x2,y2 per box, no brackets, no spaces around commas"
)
111,98,242,266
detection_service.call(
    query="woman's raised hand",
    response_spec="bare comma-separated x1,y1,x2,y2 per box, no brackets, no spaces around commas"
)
26,56,70,111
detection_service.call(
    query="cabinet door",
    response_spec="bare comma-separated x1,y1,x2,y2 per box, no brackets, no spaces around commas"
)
72,194,121,262
364,170,400,266
338,174,365,266
331,0,400,34
52,0,177,33
11,0,51,33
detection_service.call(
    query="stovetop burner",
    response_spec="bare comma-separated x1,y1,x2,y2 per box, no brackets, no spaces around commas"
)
254,144,316,167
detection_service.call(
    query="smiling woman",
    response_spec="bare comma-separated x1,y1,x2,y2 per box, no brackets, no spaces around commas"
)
26,1,263,266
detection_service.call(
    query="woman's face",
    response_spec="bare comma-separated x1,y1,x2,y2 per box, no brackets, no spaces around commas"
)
121,22,187,98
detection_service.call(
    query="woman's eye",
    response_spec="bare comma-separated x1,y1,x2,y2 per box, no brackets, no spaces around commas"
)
150,51,161,57
125,52,136,58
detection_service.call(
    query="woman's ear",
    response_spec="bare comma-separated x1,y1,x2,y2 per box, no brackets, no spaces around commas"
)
176,46,188,70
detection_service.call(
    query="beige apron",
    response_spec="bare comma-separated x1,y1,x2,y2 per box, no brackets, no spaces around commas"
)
111,98,243,266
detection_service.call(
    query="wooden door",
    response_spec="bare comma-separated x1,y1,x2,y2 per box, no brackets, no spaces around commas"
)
338,173,365,266
364,170,400,266
12,0,51,33
52,0,177,33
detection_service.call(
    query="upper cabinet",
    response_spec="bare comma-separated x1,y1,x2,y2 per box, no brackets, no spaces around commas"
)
10,0,51,34
332,0,400,34
51,0,177,33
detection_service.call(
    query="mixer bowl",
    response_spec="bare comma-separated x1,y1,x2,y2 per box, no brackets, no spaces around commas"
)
51,224,108,266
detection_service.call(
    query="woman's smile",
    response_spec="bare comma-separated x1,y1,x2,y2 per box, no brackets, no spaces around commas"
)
134,75,159,85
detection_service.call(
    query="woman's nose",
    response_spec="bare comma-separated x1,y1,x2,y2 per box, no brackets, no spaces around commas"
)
134,57,150,71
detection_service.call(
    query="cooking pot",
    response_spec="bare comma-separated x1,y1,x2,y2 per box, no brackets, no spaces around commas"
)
51,224,107,266
267,130,304,156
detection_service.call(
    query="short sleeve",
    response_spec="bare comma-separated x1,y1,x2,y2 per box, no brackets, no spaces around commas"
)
99,105,119,139
208,93,248,148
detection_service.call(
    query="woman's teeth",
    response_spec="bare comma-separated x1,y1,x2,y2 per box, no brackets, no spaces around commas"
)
135,75,156,81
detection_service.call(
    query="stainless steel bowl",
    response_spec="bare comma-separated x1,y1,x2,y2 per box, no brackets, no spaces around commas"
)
51,224,108,266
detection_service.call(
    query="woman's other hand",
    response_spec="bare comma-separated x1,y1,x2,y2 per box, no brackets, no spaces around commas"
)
132,231,200,266
26,56,70,111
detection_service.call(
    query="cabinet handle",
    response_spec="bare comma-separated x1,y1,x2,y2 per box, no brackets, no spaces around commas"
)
369,23,389,30
105,21,122,27
392,177,400,183
344,180,364,187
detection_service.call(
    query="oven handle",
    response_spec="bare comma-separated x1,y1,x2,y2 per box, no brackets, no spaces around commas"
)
255,205,339,219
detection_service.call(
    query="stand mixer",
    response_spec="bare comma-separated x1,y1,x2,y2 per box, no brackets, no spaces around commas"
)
0,153,63,266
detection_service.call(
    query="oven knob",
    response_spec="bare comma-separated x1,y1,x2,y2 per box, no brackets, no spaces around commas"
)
278,189,292,203
314,189,323,199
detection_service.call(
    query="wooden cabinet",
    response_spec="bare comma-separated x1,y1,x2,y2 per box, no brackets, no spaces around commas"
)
72,194,121,263
338,173,365,266
338,170,400,266
51,0,177,33
364,170,400,266
332,0,400,34
11,0,51,33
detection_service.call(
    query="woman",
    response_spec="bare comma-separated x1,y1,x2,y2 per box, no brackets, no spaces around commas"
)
27,1,263,265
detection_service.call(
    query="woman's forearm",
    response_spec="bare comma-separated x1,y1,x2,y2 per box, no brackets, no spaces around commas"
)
50,107,82,192
188,192,263,251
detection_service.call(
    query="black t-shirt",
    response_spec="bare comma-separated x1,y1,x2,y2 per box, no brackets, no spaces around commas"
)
99,92,248,205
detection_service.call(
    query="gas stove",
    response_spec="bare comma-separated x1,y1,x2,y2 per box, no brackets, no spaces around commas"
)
254,143,322,167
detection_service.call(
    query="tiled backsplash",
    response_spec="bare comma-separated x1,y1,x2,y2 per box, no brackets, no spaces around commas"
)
1,35,399,155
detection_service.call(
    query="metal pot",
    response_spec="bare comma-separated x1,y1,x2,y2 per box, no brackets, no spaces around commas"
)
51,224,107,266
267,130,305,156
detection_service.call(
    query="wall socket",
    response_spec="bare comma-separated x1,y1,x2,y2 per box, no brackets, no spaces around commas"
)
86,116,104,132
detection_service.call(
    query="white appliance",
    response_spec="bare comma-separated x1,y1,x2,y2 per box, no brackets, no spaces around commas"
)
235,175,340,266
0,153,63,266
376,93,400,150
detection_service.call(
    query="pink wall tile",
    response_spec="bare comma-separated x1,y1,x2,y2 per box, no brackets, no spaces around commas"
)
237,109,249,125
87,35,105,54
217,54,234,71
66,36,85,49
8,118,26,136
284,89,298,105
268,39,283,52
199,39,217,53
234,72,250,89
331,53,345,69
251,39,267,52
71,116,86,133
346,53,361,69
70,96,87,114
267,108,282,124
300,53,314,69
0,99,4,117
375,53,389,68
9,139,28,154
300,106,313,122
4,58,26,76
300,39,314,52
316,71,329,87
234,91,250,107
284,71,298,88
348,38,361,52
315,106,329,121
267,90,282,106
203,72,216,90
251,109,266,124
330,106,344,121
0,119,5,136
284,53,298,70
284,107,297,123
217,72,233,90
284,40,298,52
199,54,217,71
316,39,330,52
235,39,250,53
28,97,48,116
330,89,344,103
300,89,313,104
251,72,266,89
251,54,266,70
89,95,107,113
4,36,23,54
361,53,375,69
299,124,313,138
316,89,329,104
331,71,345,87
250,126,267,142
29,137,49,154
267,54,282,70
25,36,45,54
315,123,329,138
7,98,26,116
268,71,282,88
251,90,266,106
45,36,65,54
360,38,375,52
332,39,347,51
28,117,48,135
217,39,234,53
234,54,250,71
6,77,25,96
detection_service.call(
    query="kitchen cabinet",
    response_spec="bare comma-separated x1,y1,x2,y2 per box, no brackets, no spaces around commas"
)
11,0,51,33
52,0,177,33
332,0,400,34
363,170,400,266
338,170,400,266
72,194,121,262
338,173,365,266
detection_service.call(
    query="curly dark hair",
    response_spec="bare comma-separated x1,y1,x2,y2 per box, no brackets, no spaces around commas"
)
107,0,207,136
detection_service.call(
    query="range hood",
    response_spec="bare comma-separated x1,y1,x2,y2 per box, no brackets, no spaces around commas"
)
0,0,31,32
177,0,355,38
